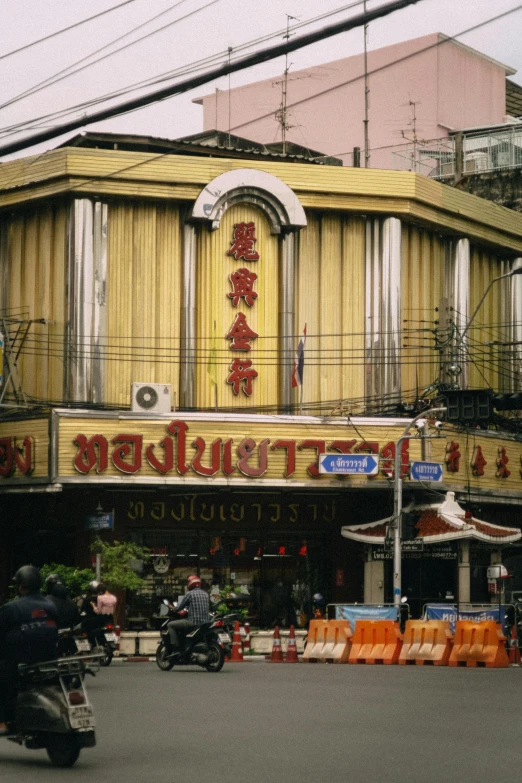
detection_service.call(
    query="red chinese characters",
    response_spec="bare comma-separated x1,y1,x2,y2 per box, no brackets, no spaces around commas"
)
496,447,510,479
445,441,461,473
227,359,258,396
226,312,258,351
227,222,260,261
228,268,258,307
471,445,487,476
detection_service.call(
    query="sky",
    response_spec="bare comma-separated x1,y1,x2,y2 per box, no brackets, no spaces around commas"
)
1,0,521,161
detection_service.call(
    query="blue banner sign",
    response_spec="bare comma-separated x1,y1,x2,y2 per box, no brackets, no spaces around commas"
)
410,461,443,481
334,604,398,631
319,454,379,475
85,512,113,531
424,604,505,633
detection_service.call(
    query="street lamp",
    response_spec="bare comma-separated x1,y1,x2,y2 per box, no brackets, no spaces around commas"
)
453,266,522,360
392,407,446,611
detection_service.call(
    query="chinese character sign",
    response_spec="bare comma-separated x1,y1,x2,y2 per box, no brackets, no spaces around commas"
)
227,222,260,261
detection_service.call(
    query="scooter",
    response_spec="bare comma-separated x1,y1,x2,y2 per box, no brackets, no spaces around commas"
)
155,604,231,672
3,655,96,768
58,620,116,667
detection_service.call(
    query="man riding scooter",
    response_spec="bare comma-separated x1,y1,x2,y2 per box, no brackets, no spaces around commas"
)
167,575,210,656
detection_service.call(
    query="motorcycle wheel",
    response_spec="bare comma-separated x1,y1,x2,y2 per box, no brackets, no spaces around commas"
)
155,642,174,671
46,736,80,768
205,641,225,672
98,643,113,667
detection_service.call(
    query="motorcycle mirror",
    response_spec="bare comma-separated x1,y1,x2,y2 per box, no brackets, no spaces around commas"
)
163,599,169,606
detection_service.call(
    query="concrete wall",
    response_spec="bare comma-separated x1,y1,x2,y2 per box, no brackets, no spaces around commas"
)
195,33,511,169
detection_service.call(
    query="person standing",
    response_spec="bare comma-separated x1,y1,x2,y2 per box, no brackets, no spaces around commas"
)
96,584,117,623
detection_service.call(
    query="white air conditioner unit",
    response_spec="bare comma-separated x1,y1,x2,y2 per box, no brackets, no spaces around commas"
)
131,383,172,413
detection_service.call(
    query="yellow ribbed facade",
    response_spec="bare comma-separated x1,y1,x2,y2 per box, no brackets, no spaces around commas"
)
195,204,278,409
297,215,366,410
105,202,182,407
469,245,505,392
3,204,67,402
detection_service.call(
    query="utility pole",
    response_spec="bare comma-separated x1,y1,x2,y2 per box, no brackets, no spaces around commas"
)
274,15,298,155
363,1,370,167
392,408,446,611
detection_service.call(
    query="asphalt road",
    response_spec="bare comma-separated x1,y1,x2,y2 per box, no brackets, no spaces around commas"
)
1,661,521,782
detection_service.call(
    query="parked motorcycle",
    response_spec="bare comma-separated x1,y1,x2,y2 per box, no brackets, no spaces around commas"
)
2,655,96,768
58,620,116,667
155,604,231,672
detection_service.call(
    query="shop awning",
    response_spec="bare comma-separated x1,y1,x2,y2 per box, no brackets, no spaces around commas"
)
341,492,522,545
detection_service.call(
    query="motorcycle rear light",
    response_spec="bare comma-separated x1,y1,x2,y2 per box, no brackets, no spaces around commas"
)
105,624,114,630
68,691,86,705
214,620,224,627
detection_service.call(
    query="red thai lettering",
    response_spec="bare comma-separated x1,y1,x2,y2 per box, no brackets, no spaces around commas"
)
14,436,34,475
0,437,14,477
271,439,296,477
496,447,510,479
73,434,108,475
237,438,270,477
226,313,258,351
227,358,258,396
145,437,174,475
471,445,487,477
166,420,190,475
380,441,409,478
227,222,260,261
329,440,357,454
222,438,237,476
355,441,379,454
228,268,258,307
298,439,326,478
192,437,221,477
111,434,143,474
445,441,461,473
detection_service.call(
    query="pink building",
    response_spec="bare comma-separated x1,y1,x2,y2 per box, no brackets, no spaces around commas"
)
194,33,516,168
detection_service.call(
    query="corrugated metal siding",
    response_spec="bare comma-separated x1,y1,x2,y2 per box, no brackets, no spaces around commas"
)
105,202,182,407
0,417,50,478
5,205,67,402
195,204,279,409
469,246,506,391
401,225,444,396
297,214,365,411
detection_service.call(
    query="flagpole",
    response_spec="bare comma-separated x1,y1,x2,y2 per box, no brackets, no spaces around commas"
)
299,382,303,416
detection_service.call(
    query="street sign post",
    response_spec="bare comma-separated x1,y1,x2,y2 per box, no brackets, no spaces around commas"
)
410,461,443,482
319,454,379,475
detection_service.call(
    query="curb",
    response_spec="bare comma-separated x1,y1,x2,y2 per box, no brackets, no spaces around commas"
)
112,655,301,663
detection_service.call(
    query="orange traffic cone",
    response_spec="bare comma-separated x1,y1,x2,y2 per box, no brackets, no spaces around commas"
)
285,625,299,663
268,625,284,662
230,620,244,662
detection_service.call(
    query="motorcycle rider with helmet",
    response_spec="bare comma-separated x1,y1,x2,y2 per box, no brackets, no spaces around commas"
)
79,581,101,646
44,574,79,630
0,566,58,734
167,575,210,652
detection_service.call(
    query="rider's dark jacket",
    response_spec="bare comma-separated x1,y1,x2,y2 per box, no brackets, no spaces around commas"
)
0,592,58,664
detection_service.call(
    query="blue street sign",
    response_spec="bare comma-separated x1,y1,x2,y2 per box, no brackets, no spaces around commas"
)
319,454,379,475
85,512,114,531
410,461,443,482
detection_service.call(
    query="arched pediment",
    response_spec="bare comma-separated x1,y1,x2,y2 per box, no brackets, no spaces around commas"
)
191,168,307,233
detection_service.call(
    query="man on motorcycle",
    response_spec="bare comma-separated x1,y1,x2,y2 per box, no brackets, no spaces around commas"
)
167,575,210,652
44,574,79,630
0,566,58,734
79,582,102,646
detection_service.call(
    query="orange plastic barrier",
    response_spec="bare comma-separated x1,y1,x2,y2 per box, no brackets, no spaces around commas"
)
302,620,352,663
399,620,453,666
348,620,402,665
448,620,510,668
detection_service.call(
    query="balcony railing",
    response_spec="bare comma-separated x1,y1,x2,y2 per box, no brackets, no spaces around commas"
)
392,127,522,180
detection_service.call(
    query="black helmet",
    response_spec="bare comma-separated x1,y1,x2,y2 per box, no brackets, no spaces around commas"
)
44,573,63,594
13,565,42,592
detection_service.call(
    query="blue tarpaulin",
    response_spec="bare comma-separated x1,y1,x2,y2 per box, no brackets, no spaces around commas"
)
423,604,505,633
334,605,398,631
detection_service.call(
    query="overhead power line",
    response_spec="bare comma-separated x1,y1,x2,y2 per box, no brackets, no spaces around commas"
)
0,0,423,158
0,0,144,62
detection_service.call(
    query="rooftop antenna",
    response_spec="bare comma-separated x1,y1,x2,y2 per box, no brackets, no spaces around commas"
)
275,15,298,155
363,1,370,167
227,47,233,149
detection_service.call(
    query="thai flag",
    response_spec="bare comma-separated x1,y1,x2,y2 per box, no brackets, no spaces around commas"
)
291,325,307,388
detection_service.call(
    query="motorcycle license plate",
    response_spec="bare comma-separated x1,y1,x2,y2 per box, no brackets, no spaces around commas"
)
75,639,91,652
218,633,231,644
69,705,95,729
104,633,117,642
